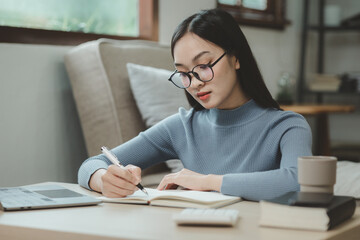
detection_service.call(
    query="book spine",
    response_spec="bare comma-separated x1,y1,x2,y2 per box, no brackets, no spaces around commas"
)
327,199,356,229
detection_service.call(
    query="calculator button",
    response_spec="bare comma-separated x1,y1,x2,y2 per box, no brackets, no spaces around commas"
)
173,208,239,226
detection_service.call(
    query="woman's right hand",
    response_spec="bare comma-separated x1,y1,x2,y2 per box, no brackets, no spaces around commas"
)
89,164,142,198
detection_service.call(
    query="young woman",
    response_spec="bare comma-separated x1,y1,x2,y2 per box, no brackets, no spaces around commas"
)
78,9,312,201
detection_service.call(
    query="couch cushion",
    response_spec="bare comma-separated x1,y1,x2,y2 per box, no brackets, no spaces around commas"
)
334,161,360,199
126,63,189,127
65,39,173,157
126,63,188,173
98,41,174,142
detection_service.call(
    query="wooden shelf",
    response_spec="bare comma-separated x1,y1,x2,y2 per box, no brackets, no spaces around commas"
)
309,25,360,31
297,0,360,104
281,104,355,115
305,90,360,95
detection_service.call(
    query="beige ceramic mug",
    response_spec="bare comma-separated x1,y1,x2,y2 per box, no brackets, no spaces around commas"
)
298,156,337,194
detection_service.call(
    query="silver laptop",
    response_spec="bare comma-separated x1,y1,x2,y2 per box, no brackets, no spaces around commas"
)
0,184,101,211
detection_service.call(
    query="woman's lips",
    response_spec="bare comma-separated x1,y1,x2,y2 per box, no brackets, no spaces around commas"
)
197,91,211,100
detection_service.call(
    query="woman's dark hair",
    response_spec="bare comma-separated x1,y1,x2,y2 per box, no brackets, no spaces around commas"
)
171,9,280,111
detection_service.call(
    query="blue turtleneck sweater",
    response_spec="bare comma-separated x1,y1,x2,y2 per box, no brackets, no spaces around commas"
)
78,100,312,201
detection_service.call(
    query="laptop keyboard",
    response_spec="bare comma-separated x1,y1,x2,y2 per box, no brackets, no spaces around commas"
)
0,187,54,207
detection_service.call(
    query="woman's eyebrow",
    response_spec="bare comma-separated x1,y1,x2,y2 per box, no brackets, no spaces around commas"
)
174,51,210,67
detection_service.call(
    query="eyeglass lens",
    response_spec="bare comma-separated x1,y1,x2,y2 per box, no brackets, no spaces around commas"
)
171,65,213,88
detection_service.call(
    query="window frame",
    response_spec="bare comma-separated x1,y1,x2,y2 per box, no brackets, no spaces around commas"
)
0,0,158,45
217,0,289,30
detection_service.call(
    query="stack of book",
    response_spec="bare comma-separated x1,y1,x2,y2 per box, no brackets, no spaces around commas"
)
340,72,360,93
259,192,356,231
308,74,341,92
341,13,360,27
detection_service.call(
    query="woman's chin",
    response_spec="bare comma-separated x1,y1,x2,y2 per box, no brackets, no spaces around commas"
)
199,102,217,109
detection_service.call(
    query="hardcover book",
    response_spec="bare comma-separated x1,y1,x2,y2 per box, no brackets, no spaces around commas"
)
259,192,356,231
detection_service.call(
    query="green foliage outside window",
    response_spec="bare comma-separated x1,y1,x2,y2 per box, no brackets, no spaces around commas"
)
0,0,138,37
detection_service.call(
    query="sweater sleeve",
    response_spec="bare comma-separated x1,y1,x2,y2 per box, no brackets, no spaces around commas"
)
221,117,312,201
77,116,180,190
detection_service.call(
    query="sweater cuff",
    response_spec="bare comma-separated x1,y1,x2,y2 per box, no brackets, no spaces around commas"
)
221,173,246,196
221,170,300,201
78,159,109,190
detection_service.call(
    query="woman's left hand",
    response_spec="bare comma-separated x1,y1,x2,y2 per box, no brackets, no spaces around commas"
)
156,168,223,192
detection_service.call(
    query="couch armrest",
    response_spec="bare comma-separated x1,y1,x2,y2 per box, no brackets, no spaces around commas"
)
64,39,172,160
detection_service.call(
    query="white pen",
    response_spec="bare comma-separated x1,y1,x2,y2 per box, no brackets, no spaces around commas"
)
101,146,148,195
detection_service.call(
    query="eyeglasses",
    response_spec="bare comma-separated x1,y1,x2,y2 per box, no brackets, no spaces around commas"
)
168,52,227,89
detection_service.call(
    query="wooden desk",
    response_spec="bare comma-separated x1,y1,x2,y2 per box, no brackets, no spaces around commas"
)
0,182,359,240
281,104,355,156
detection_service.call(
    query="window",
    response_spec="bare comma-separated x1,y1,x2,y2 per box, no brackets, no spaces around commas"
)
217,0,289,30
0,0,158,45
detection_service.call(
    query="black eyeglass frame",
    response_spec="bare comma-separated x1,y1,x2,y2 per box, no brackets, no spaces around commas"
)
168,52,227,89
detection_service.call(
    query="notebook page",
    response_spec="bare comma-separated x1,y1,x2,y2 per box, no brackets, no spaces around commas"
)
146,188,240,203
98,189,150,203
99,188,240,204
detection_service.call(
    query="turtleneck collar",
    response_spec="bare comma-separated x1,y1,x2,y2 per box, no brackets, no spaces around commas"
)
206,99,267,126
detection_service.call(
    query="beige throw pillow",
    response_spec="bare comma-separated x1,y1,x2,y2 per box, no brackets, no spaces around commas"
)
127,63,188,172
127,63,189,127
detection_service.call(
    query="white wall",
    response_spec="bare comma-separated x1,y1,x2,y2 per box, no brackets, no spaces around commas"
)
159,0,217,45
0,43,87,187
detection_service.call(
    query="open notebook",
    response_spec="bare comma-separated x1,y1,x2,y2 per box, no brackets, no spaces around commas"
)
98,188,241,209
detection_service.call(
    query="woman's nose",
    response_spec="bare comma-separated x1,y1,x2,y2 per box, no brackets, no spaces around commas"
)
190,74,204,88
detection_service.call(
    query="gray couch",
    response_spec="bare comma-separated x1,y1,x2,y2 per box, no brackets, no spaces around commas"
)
64,39,175,186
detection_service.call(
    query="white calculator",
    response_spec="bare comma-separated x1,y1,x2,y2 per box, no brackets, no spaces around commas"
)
173,208,239,226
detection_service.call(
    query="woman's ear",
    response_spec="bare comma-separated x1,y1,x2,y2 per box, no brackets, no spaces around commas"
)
235,58,240,70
